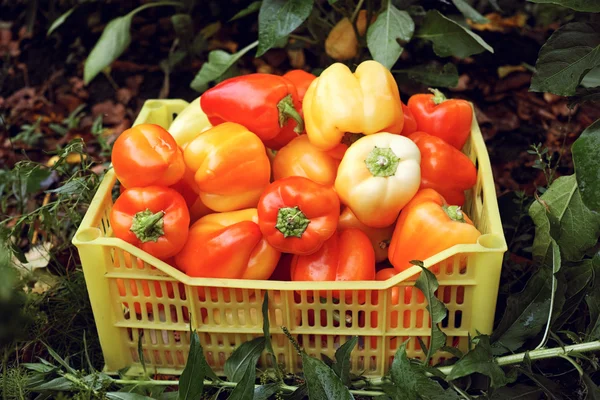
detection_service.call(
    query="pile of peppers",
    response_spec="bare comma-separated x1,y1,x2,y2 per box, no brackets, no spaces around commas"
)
109,60,481,306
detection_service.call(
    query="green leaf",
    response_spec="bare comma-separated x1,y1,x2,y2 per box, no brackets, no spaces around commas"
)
393,63,459,88
491,268,553,355
582,66,600,88
262,292,280,378
301,353,354,400
530,22,600,96
254,383,281,400
366,3,414,69
451,0,489,24
178,331,206,400
528,0,600,12
447,335,508,388
416,10,493,58
29,376,75,391
230,1,262,21
257,0,313,57
23,166,52,195
585,256,600,340
414,262,447,361
106,393,155,400
583,373,600,399
190,41,258,92
573,119,600,213
45,345,76,375
332,336,357,386
171,14,193,43
569,87,600,107
22,363,55,373
536,238,563,347
84,2,181,84
529,175,600,263
389,342,418,399
224,337,266,382
490,384,542,399
47,6,76,36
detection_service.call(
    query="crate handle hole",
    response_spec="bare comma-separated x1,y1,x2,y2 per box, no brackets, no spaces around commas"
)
477,234,505,250
75,228,101,242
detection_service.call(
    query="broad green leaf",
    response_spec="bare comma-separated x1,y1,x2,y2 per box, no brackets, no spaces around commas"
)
190,41,258,92
585,256,600,340
22,363,55,373
451,0,488,24
416,10,493,58
106,393,155,400
528,0,600,12
389,342,418,399
583,374,600,399
228,360,261,400
286,383,309,400
224,336,266,382
332,336,358,385
301,352,353,400
366,3,414,69
47,6,76,36
536,239,563,348
573,119,600,213
230,1,262,21
45,345,76,374
29,376,75,391
178,331,207,400
257,0,313,57
23,166,52,195
414,263,447,360
529,175,600,263
84,2,181,84
530,23,600,96
447,335,508,388
393,63,459,88
254,383,281,400
491,268,552,355
582,66,600,88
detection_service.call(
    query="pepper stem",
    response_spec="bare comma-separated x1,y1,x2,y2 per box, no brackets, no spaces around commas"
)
364,147,400,177
443,205,466,223
276,206,310,238
130,209,166,243
277,94,305,134
428,88,447,105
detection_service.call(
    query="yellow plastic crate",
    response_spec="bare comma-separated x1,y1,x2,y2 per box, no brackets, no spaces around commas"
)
73,99,507,378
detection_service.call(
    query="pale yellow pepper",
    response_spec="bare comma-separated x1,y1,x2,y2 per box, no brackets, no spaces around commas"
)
168,96,212,147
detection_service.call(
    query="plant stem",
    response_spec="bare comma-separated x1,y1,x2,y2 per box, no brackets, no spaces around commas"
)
351,0,365,22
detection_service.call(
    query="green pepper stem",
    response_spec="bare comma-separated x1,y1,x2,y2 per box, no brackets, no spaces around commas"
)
276,206,310,238
277,94,305,134
130,209,166,243
443,205,466,223
364,146,400,177
428,88,447,105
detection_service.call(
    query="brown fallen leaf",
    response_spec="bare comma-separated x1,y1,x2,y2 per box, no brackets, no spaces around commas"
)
92,100,126,125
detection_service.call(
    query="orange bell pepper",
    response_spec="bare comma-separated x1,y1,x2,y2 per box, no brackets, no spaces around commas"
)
335,132,421,228
272,135,342,186
183,122,271,212
175,209,280,279
388,189,481,273
291,228,376,302
112,123,185,189
303,60,404,151
409,131,477,206
338,207,394,263
110,186,190,260
258,176,340,255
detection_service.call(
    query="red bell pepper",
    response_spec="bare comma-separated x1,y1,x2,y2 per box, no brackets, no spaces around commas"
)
200,73,304,142
400,102,417,136
409,131,477,206
407,89,473,149
257,176,340,255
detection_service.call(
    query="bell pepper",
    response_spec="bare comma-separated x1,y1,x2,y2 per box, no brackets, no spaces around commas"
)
112,123,185,189
272,135,342,187
407,88,473,149
168,96,212,146
334,132,421,228
303,60,404,151
338,207,394,263
263,70,317,150
388,189,481,273
200,73,304,142
290,228,376,302
400,102,417,136
270,253,294,281
175,209,280,279
409,131,477,206
169,177,213,224
183,122,271,212
325,10,368,61
110,186,190,260
257,176,340,255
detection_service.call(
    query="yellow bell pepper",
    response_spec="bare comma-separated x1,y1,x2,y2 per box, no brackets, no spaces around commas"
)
168,97,212,147
334,132,421,228
302,60,404,151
